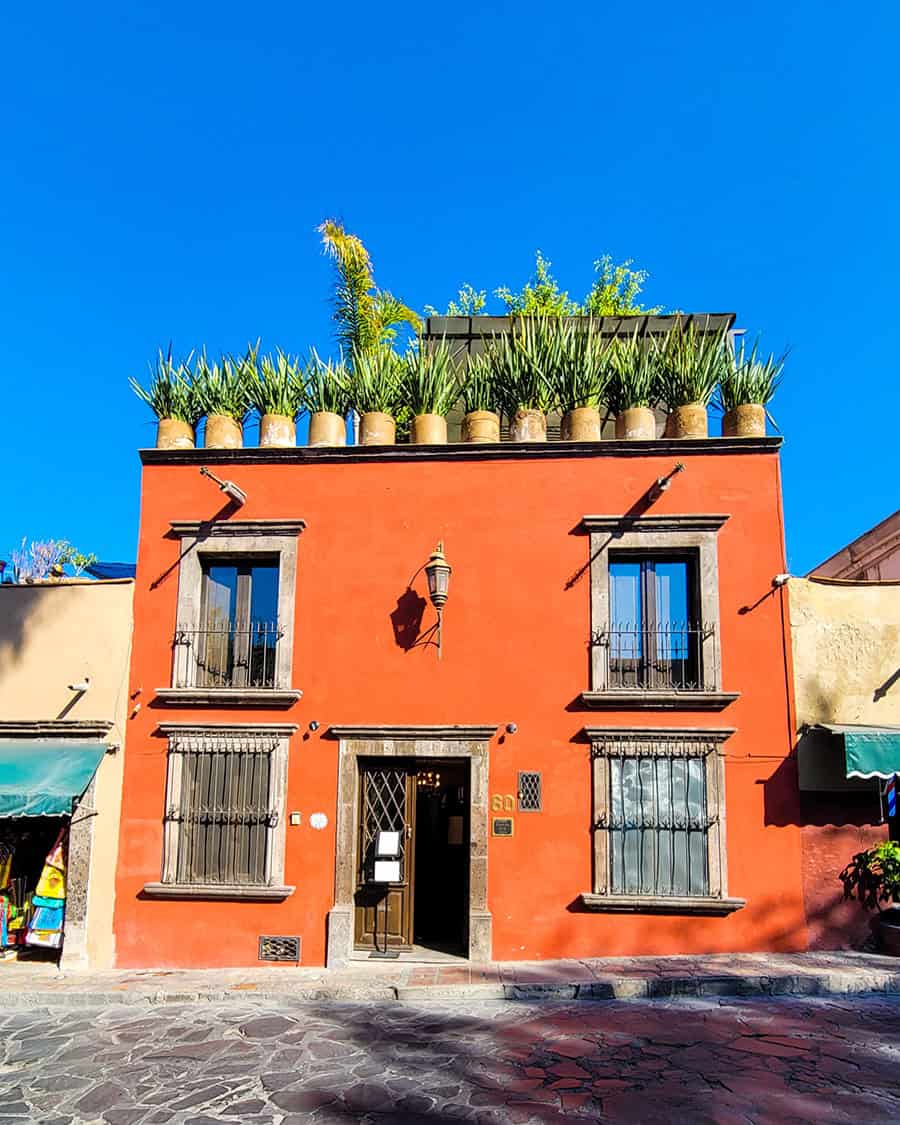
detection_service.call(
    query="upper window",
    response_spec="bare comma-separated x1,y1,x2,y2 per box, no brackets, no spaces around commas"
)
194,558,281,689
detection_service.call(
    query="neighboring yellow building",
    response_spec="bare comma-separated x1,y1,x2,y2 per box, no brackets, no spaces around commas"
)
0,577,133,968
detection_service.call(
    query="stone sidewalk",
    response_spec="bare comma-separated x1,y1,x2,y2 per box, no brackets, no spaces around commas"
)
3,950,900,1007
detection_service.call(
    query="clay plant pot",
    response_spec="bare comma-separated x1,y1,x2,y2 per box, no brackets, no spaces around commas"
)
722,403,766,438
204,414,243,449
259,413,296,448
561,407,602,442
156,418,195,450
411,414,448,444
462,410,500,444
510,409,547,442
616,407,656,441
670,403,709,439
308,411,347,447
360,411,396,446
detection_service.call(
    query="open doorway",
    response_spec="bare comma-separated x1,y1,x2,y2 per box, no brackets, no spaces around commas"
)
413,759,469,955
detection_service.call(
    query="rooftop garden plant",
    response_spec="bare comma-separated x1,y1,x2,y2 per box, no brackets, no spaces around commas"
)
607,331,662,412
9,538,97,583
719,338,785,413
489,318,556,416
249,350,304,419
302,351,352,416
459,351,500,415
347,346,404,415
129,347,200,424
402,341,459,418
192,350,253,422
545,318,613,413
659,321,729,409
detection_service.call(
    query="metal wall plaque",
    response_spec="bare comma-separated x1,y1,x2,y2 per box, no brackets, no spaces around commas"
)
491,817,514,837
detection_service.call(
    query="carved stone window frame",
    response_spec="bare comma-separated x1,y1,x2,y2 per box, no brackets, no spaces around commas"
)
580,513,738,711
143,721,297,901
580,726,745,915
156,519,305,707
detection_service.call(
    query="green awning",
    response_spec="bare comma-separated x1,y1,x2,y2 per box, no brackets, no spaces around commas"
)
815,724,900,780
0,742,106,817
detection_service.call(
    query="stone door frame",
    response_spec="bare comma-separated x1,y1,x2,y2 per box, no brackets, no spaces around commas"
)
326,725,496,967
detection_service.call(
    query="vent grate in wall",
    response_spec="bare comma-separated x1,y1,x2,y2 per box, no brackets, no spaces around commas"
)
258,935,301,962
518,771,542,812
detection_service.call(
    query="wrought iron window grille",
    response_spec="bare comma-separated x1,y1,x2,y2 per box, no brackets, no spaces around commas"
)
592,621,717,692
173,621,284,690
517,771,542,812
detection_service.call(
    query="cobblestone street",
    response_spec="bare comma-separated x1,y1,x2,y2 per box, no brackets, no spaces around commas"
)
1,995,899,1123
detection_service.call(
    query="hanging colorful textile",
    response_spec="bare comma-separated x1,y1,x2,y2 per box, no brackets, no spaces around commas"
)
0,844,12,948
26,829,67,949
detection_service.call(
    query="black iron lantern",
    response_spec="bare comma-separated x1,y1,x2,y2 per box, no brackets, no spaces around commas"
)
424,542,451,656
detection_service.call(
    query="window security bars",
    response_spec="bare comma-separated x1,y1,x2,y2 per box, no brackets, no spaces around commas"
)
517,771,542,812
164,735,279,886
593,734,718,898
173,622,283,690
595,622,716,691
359,767,409,883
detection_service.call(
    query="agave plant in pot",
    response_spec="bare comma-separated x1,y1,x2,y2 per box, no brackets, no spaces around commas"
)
193,349,252,449
249,349,302,447
840,841,900,955
348,347,403,445
491,318,555,442
545,319,611,441
659,322,728,439
130,347,201,449
459,351,501,443
718,339,785,437
403,342,458,444
609,332,662,440
303,352,351,446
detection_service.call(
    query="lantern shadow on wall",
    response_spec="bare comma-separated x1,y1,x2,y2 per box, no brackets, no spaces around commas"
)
390,542,452,658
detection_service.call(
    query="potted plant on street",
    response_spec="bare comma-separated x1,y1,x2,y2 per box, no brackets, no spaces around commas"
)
348,347,403,445
608,331,662,440
546,319,612,441
193,349,251,449
248,349,303,447
659,321,727,439
459,351,501,443
491,318,555,442
130,347,201,449
718,339,785,437
840,841,900,955
303,351,351,446
402,341,458,444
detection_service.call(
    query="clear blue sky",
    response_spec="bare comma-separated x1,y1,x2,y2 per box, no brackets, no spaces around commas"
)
2,3,897,574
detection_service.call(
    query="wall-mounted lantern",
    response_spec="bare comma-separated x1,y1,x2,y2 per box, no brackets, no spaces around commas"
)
424,541,451,658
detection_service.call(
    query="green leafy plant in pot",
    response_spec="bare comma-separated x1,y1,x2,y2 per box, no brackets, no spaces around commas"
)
459,351,501,443
249,349,303,447
302,351,351,447
193,348,253,449
544,318,612,441
659,321,728,439
348,346,403,445
840,841,900,955
489,318,556,442
130,346,201,450
718,339,785,438
608,331,663,440
402,341,458,444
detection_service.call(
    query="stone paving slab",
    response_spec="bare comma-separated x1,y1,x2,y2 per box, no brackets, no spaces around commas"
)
2,951,900,1008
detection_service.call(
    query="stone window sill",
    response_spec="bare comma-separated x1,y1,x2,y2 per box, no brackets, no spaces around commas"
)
142,882,295,901
579,690,739,712
579,893,745,915
155,688,302,708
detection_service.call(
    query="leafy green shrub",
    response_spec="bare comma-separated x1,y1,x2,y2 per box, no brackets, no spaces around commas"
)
841,841,900,912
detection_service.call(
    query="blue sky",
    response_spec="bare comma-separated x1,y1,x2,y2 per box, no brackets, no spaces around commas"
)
2,2,897,574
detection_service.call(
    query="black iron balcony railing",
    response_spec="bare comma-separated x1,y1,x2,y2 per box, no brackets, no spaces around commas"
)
594,622,716,692
173,622,283,690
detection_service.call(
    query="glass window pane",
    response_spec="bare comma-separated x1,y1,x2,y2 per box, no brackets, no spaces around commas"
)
249,563,279,626
204,565,239,629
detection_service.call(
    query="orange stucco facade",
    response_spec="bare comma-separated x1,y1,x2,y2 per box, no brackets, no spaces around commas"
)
114,439,813,968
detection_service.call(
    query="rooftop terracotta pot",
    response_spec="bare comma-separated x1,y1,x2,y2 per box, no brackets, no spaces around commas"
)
156,418,195,450
510,409,547,442
360,412,396,445
411,414,447,444
308,411,346,447
616,407,656,441
670,403,708,439
462,410,500,444
723,404,766,438
259,413,296,448
204,414,243,449
561,407,601,442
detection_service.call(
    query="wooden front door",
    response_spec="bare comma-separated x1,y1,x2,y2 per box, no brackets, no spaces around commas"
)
354,762,417,950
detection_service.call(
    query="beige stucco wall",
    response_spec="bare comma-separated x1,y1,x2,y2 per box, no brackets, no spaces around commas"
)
0,578,134,967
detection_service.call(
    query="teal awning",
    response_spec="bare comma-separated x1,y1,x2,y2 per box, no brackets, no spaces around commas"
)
0,742,106,817
815,724,900,781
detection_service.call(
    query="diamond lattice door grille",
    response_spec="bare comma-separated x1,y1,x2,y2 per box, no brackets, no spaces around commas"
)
361,767,408,882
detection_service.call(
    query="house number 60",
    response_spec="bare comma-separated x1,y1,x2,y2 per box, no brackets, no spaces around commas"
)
491,794,515,813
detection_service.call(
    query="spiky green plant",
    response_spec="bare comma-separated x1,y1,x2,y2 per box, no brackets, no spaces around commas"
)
459,350,500,414
302,350,352,415
402,341,459,416
192,349,253,421
718,338,785,411
249,350,304,418
129,346,201,423
347,346,404,414
488,318,556,415
607,331,663,411
659,320,729,408
544,318,614,412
